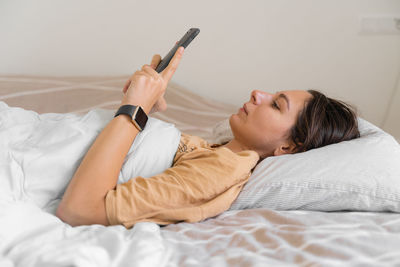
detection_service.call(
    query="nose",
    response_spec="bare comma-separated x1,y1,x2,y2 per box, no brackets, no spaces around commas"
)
251,90,273,105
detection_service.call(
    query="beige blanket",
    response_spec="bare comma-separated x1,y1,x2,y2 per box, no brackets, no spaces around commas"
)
0,75,236,141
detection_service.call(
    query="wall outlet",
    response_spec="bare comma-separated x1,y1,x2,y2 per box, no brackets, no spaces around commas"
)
359,15,400,35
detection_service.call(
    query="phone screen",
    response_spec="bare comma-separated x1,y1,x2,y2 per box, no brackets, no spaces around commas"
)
155,28,200,73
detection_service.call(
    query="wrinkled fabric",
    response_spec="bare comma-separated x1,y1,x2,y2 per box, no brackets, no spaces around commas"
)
0,101,181,213
162,208,400,266
106,133,260,228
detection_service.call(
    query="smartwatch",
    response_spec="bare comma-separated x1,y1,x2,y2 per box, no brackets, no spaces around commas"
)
114,105,148,131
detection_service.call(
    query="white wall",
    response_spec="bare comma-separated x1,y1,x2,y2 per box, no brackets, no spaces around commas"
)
383,71,400,143
0,0,399,140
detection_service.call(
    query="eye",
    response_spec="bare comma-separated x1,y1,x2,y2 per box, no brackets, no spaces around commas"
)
272,101,280,110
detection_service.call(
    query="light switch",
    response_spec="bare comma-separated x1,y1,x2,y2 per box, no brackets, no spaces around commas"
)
359,15,400,35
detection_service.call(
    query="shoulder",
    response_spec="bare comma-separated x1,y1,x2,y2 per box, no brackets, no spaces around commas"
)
213,147,260,173
174,133,210,161
176,133,209,152
174,133,260,174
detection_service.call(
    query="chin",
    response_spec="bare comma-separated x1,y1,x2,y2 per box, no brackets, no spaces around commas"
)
228,114,235,128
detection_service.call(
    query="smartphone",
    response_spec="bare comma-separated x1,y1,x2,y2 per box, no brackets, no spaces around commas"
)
155,28,200,73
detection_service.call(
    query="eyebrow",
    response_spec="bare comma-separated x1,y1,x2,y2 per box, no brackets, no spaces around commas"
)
278,93,290,111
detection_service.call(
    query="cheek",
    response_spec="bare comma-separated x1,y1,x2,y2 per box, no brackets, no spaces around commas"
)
249,111,290,140
229,110,291,145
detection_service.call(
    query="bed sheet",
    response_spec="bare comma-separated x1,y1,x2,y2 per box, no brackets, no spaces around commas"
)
1,76,399,267
162,209,400,266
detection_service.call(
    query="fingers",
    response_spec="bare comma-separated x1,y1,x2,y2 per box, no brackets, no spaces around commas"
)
161,46,184,82
135,69,153,83
124,46,182,94
141,64,159,80
123,63,159,94
157,97,167,111
149,96,167,114
150,54,161,69
123,79,131,94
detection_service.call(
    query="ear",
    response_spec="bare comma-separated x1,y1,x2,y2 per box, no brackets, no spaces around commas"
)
273,141,298,156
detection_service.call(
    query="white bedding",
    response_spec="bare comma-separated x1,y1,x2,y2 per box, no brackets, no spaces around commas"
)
0,101,181,212
1,201,171,267
162,209,400,266
0,101,180,267
2,202,400,266
1,77,400,267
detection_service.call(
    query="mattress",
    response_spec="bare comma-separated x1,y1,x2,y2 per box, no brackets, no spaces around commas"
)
1,75,399,267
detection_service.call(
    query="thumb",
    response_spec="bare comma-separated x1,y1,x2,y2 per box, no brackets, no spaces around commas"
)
161,46,184,82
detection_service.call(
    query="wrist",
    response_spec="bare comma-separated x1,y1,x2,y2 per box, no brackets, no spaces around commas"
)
115,104,149,131
120,100,151,115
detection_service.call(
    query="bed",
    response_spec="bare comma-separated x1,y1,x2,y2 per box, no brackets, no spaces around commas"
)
1,75,400,267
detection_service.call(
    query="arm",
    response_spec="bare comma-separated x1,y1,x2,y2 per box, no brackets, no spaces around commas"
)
105,144,260,228
56,47,185,226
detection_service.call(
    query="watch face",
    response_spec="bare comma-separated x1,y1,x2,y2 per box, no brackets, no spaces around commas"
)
134,106,148,130
115,105,148,131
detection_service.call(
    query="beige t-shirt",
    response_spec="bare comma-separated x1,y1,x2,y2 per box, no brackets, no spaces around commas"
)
105,133,260,229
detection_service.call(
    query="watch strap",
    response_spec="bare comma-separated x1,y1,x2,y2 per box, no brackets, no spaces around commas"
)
114,105,148,131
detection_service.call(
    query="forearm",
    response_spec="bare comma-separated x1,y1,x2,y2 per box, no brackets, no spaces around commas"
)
56,46,183,227
57,114,139,225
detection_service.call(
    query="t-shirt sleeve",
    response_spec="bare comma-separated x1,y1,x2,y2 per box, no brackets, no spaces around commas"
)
105,147,259,228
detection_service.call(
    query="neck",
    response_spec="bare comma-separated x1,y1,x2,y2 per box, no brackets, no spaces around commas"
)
222,139,269,161
222,138,250,154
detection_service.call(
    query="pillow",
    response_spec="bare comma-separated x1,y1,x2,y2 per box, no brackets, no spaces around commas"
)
0,102,181,214
210,118,400,212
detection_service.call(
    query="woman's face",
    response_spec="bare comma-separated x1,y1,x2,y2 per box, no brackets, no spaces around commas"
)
229,90,312,157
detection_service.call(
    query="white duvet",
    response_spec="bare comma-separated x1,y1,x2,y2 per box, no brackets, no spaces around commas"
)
0,101,180,267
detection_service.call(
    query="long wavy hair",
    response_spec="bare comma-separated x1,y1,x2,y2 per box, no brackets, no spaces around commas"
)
289,90,360,153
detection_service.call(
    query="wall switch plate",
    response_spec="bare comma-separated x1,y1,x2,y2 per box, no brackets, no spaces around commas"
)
359,15,400,35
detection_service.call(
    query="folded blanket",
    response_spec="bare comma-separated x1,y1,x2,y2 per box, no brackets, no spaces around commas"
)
0,101,181,214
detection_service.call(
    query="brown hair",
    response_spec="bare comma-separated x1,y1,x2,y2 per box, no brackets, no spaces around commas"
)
289,90,360,153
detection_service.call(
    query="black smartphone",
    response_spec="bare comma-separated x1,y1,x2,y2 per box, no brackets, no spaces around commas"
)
155,28,200,73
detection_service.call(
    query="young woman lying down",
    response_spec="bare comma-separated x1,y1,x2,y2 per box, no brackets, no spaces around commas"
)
56,47,360,229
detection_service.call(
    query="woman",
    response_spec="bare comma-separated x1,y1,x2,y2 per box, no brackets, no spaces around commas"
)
56,47,360,228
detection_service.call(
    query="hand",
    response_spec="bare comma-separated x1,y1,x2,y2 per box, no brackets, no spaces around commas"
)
121,46,184,114
148,54,167,114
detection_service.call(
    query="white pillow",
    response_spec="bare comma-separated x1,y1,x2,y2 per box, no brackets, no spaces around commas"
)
0,102,181,214
211,118,400,212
